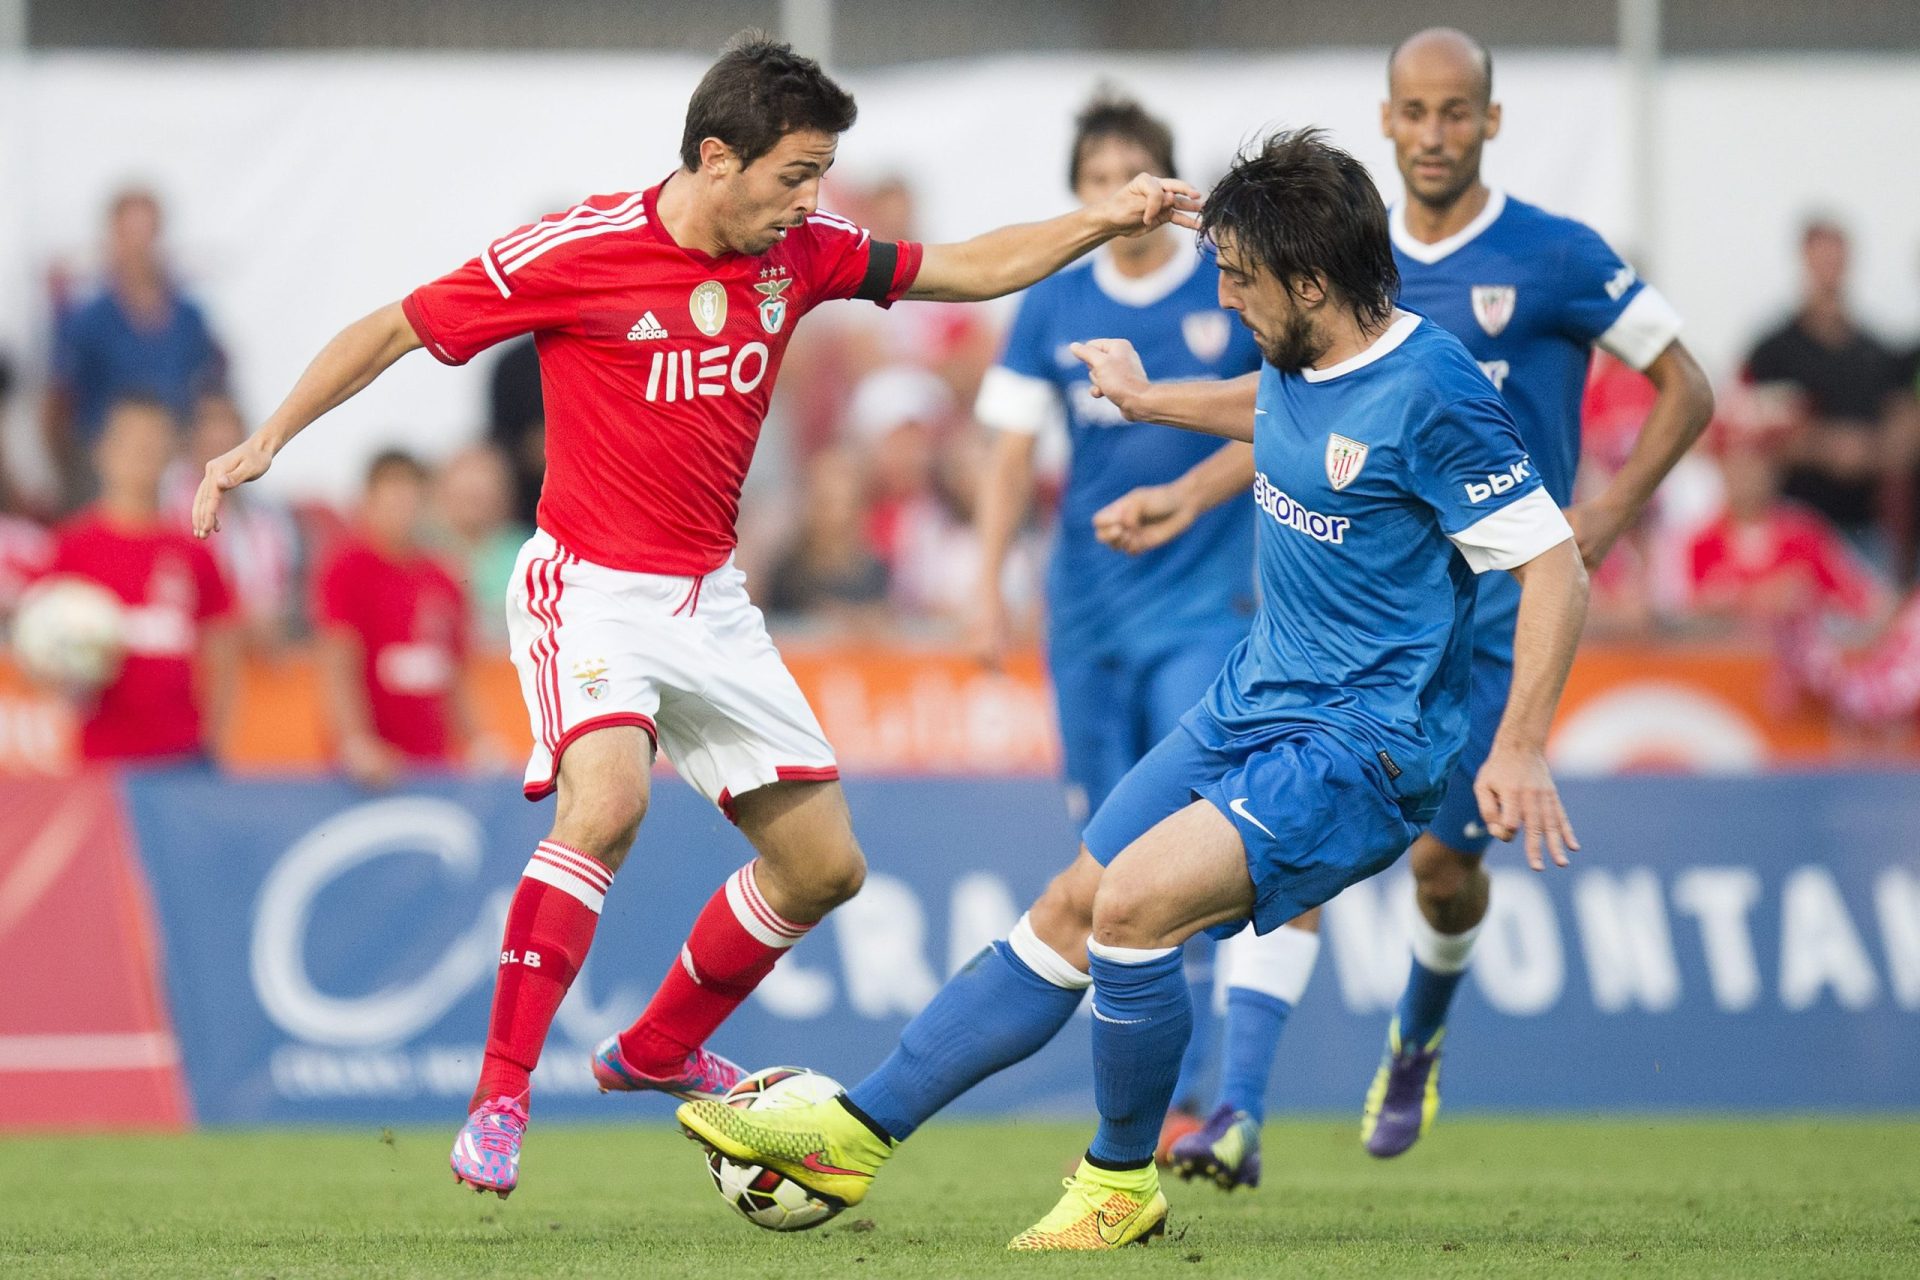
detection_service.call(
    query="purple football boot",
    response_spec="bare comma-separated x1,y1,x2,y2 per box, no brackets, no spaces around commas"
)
1360,1018,1444,1158
1168,1104,1263,1191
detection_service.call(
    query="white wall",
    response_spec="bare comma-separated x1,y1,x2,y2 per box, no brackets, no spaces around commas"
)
3,50,1917,501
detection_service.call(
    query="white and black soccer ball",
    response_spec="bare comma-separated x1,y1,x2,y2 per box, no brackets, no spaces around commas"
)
12,575,126,693
705,1066,847,1232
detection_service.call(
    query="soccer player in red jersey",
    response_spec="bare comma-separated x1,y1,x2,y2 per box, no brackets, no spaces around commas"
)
314,450,474,787
55,395,238,763
193,33,1200,1198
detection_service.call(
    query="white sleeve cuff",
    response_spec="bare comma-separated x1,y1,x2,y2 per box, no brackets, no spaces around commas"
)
974,365,1062,436
1448,488,1574,574
1597,286,1684,370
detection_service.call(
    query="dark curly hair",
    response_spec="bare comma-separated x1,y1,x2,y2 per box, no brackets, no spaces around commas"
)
679,31,858,171
1200,127,1399,327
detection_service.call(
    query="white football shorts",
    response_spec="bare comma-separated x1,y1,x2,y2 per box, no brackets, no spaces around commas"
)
506,529,838,815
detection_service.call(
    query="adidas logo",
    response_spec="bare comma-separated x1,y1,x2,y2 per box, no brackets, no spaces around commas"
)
626,311,669,341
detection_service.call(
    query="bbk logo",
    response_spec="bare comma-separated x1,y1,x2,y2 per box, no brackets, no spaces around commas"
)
501,949,542,968
645,341,771,402
1465,458,1534,504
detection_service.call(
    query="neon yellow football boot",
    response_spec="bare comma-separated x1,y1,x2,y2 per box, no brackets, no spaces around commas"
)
676,1093,893,1207
1008,1158,1169,1251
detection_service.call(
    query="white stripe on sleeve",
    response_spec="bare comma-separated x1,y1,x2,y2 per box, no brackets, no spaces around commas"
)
1596,286,1684,371
1448,488,1574,574
973,365,1064,437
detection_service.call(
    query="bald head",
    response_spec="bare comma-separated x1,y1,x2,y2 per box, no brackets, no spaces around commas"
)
1381,26,1500,214
1388,27,1493,107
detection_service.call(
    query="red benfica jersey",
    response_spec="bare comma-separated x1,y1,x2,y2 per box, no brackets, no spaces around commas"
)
314,539,468,761
404,179,923,575
50,512,233,762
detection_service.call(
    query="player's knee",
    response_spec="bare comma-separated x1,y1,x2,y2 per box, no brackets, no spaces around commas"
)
1088,872,1164,950
811,839,866,909
553,770,649,864
1410,838,1482,906
1029,862,1097,948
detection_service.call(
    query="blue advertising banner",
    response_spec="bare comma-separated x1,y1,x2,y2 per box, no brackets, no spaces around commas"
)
124,771,1920,1126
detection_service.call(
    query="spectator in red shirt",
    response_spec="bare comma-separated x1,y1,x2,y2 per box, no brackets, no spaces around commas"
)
49,395,237,763
1681,385,1887,631
315,450,474,786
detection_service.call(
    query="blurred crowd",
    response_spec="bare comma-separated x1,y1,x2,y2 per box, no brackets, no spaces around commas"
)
7,186,1920,774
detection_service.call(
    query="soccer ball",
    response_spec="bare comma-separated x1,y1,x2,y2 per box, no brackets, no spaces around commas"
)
11,575,127,693
705,1066,847,1232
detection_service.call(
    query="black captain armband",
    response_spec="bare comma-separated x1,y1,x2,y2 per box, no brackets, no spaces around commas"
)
854,240,901,302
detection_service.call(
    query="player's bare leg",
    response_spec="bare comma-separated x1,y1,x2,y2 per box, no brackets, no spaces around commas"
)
453,725,652,1197
600,778,866,1099
1362,832,1487,1157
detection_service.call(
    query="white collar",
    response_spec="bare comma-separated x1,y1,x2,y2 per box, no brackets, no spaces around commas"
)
1091,238,1200,307
1390,188,1507,265
1301,311,1422,383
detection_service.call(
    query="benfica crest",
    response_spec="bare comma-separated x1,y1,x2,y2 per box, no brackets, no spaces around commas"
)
755,275,792,334
1182,311,1231,363
1325,433,1369,491
1471,285,1517,337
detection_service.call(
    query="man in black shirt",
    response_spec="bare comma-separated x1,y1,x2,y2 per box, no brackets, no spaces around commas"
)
1746,220,1918,573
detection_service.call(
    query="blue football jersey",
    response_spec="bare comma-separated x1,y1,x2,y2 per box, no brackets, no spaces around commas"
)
1194,315,1569,806
976,244,1264,652
1391,190,1683,658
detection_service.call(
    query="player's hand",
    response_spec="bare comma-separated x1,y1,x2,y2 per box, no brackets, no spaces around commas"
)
967,583,1014,670
1070,339,1152,420
1473,743,1578,872
1093,482,1198,555
1564,499,1629,571
1096,173,1204,238
193,433,276,538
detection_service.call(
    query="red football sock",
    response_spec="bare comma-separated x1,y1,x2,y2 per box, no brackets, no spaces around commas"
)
470,840,610,1112
618,862,812,1075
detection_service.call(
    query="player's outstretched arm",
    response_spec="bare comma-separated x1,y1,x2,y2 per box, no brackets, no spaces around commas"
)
1567,340,1714,568
192,302,422,537
906,174,1201,302
1093,441,1255,556
1474,537,1589,871
1072,338,1259,440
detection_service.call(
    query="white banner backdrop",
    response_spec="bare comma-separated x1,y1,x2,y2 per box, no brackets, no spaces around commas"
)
3,50,1917,500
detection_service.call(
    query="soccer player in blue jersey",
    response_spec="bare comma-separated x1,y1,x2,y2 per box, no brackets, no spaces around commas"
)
969,92,1267,1153
1100,28,1714,1184
679,129,1592,1248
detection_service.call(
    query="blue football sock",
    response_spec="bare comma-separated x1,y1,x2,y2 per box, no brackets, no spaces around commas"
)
1396,957,1466,1048
1168,936,1216,1111
1217,987,1293,1122
847,932,1084,1142
1086,941,1191,1167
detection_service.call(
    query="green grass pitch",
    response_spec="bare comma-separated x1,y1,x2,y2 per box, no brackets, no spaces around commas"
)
5,1118,1917,1277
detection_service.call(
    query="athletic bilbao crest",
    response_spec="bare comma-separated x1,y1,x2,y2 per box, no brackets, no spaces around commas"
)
1325,433,1369,491
1182,311,1232,362
755,275,792,335
1471,285,1517,337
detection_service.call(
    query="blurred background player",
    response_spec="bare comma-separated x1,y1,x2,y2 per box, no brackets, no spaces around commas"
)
48,394,237,764
1098,27,1714,1182
192,31,1200,1200
43,188,227,512
968,91,1263,1157
313,450,476,788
